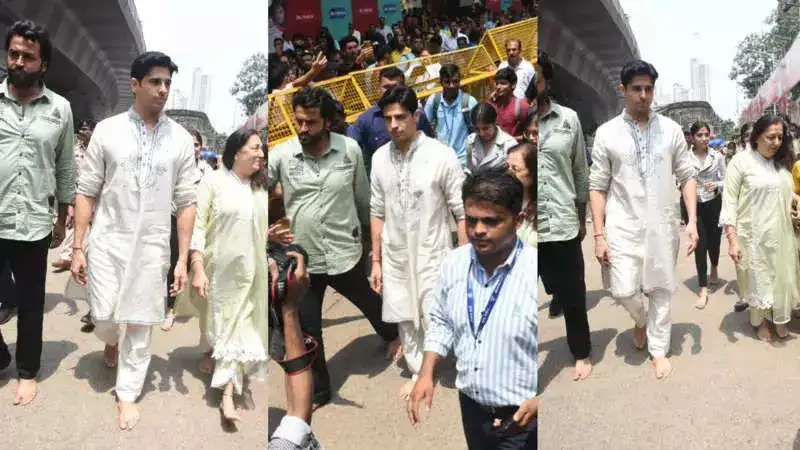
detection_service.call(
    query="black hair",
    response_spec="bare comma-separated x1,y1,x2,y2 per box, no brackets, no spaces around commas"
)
268,0,285,16
690,120,711,136
379,66,405,82
537,50,553,82
439,64,460,79
339,35,358,50
5,20,52,64
620,59,658,87
268,62,291,92
291,86,336,119
221,128,266,188
494,67,517,85
471,102,497,126
185,126,203,146
739,122,753,147
377,85,418,114
507,142,536,225
130,51,178,80
750,114,795,171
76,119,97,133
373,43,389,62
462,170,524,216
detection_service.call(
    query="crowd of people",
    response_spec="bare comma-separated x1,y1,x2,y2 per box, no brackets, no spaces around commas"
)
267,6,537,94
0,19,268,432
266,9,540,448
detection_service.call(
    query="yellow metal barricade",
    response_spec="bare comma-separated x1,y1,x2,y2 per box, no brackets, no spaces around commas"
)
267,18,537,147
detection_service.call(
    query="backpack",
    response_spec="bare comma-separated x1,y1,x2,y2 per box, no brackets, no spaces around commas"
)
430,92,474,135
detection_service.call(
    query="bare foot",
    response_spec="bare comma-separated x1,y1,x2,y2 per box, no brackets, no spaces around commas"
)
399,379,415,400
652,356,672,379
572,358,592,381
220,394,241,424
118,401,140,430
104,344,119,368
386,338,403,362
160,310,175,331
199,351,214,374
13,379,37,406
695,290,708,309
633,326,646,350
756,321,772,342
775,323,790,340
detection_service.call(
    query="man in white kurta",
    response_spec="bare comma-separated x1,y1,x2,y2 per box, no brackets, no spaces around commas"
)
589,61,697,379
370,86,466,396
72,55,197,430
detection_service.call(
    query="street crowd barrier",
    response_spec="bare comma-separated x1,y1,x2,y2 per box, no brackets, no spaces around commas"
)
267,18,537,147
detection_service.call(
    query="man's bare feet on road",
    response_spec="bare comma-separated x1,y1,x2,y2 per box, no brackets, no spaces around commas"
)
633,326,646,350
572,358,592,381
104,344,119,368
13,379,37,405
118,401,140,430
652,356,672,379
386,338,403,362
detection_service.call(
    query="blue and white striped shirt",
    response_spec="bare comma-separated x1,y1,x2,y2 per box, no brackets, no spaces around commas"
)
424,239,538,407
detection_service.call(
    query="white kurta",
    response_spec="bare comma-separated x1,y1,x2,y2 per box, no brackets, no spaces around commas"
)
370,134,466,328
590,112,695,297
76,110,197,325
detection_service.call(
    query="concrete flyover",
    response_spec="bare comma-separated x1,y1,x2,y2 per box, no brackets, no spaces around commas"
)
538,0,639,134
655,101,723,134
0,0,145,123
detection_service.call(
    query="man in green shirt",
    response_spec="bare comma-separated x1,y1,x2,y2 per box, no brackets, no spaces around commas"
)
269,87,400,408
0,20,76,405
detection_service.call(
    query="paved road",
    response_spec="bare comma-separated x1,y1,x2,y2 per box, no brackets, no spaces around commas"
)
268,289,467,450
540,233,800,449
0,250,266,449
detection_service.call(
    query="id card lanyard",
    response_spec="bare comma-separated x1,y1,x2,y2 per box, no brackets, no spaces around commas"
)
466,240,523,341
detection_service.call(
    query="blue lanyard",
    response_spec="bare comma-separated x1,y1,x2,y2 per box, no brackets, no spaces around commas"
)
466,240,523,341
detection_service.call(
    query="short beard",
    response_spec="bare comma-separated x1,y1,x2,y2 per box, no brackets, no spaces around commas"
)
8,68,43,89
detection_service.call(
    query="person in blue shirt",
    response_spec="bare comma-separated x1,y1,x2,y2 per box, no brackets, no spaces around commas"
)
424,64,479,166
347,67,436,176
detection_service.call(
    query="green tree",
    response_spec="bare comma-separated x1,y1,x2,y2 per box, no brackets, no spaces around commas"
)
717,119,737,141
230,53,267,116
730,8,800,100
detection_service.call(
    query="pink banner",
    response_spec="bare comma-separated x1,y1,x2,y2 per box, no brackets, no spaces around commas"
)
740,35,800,123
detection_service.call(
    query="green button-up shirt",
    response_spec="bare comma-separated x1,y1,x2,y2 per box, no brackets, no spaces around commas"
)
537,102,588,243
269,133,370,275
0,81,76,242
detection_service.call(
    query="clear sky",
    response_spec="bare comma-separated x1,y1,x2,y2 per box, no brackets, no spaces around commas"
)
134,0,267,133
619,0,778,120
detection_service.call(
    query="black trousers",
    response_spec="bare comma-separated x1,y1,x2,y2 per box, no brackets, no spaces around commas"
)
538,236,591,360
0,261,16,308
459,392,537,449
695,195,723,287
300,258,399,403
166,215,189,310
0,235,51,379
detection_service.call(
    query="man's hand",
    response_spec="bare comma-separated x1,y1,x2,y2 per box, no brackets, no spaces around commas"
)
170,260,189,296
594,235,610,266
511,397,538,428
407,375,436,425
51,221,66,249
70,249,88,286
370,261,382,294
684,219,699,256
284,251,310,311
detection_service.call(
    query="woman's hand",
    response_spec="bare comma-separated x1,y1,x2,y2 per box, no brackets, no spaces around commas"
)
192,266,210,299
728,239,741,265
268,222,294,245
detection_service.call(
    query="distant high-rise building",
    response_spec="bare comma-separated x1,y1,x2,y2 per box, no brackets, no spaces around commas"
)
191,68,203,110
673,83,690,102
198,74,212,114
167,88,189,110
690,58,710,102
